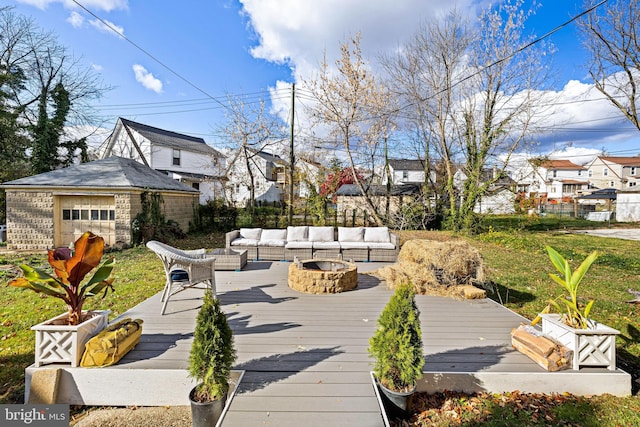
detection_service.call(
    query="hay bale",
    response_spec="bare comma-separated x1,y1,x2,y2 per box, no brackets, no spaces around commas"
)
369,239,486,297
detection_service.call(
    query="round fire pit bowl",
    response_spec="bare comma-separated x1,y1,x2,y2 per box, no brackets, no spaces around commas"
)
288,259,358,294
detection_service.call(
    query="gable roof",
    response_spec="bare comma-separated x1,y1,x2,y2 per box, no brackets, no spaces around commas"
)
538,159,586,170
598,156,640,166
117,117,223,157
2,156,198,193
388,159,425,171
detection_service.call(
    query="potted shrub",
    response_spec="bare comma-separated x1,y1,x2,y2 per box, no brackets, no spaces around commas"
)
532,246,620,370
369,283,424,418
8,231,115,366
188,289,237,427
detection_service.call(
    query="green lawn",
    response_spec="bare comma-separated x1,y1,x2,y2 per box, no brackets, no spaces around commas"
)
0,226,638,425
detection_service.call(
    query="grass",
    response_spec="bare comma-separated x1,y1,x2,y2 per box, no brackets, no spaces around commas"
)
0,225,638,425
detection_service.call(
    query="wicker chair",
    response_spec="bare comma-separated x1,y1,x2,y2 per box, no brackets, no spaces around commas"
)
146,241,217,315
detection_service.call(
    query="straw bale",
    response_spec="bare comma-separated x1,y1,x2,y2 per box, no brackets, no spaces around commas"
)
368,239,486,298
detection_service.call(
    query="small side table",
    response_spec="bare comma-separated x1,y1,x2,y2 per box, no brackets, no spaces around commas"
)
209,248,247,271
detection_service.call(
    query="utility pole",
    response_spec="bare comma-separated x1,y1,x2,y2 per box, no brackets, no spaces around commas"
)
288,83,296,225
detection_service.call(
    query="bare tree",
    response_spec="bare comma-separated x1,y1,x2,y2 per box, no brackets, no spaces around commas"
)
0,6,108,173
579,0,640,130
220,95,285,214
303,33,395,226
383,1,550,232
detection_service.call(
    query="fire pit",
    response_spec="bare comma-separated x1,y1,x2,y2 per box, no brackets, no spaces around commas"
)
288,259,358,294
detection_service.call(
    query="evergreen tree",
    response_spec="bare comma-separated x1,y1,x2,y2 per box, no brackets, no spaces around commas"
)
188,291,236,401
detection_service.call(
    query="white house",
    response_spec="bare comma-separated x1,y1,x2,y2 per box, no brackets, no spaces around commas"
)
384,159,435,186
454,167,517,214
585,156,640,190
224,149,287,206
511,159,588,202
101,118,226,203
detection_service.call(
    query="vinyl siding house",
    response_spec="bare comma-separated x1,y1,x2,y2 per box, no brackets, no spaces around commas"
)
454,167,517,214
224,149,288,206
616,188,640,222
1,157,199,250
101,118,225,204
512,159,588,202
585,156,640,190
383,159,434,186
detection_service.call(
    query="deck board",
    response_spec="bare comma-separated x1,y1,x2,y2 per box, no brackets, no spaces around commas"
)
25,260,632,426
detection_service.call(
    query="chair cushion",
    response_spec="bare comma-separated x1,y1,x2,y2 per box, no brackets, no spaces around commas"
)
364,227,391,243
286,226,308,242
240,228,262,240
366,242,396,250
258,239,286,247
308,226,335,242
338,227,364,242
170,269,189,281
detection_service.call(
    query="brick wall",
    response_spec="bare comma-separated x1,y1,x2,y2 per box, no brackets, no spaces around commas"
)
161,192,198,231
6,191,55,250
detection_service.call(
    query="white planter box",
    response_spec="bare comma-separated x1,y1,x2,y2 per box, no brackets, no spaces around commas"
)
32,310,110,367
540,313,620,370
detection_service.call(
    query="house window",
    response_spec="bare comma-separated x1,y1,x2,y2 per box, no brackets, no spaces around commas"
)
629,182,637,187
588,170,593,177
603,168,608,176
577,170,582,176
402,171,408,180
552,170,557,178
173,149,181,166
631,167,637,176
610,181,615,187
192,182,200,190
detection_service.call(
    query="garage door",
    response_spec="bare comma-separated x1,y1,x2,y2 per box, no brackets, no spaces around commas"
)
57,196,116,247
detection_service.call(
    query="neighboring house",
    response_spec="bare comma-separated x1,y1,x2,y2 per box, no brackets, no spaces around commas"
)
512,159,588,202
224,149,288,206
383,159,435,186
101,117,226,203
616,188,640,222
335,183,422,218
454,167,517,214
585,156,640,190
1,157,199,250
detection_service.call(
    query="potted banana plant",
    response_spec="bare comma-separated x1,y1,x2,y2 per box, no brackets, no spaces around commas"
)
369,283,424,418
8,231,115,367
532,246,620,370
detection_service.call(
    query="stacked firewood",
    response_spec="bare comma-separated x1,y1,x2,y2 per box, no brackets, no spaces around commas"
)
511,324,572,371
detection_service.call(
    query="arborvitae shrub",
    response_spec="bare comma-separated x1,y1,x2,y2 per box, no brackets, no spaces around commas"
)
369,283,424,391
188,291,236,401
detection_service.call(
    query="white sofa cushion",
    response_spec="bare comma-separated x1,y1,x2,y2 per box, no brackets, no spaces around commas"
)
231,238,259,246
258,229,287,247
339,241,369,249
286,226,308,242
338,227,364,242
285,241,313,249
240,228,262,240
313,241,341,249
364,227,391,243
308,226,335,242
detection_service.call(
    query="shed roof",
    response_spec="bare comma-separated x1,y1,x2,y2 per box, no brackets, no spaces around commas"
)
388,159,425,171
577,188,617,200
2,156,198,193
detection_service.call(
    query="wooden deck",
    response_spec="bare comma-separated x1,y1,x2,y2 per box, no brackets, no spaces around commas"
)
25,261,631,426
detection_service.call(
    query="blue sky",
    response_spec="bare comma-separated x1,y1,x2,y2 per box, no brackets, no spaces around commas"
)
10,0,640,162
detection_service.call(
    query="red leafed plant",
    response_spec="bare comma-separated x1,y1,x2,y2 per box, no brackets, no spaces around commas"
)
8,231,115,325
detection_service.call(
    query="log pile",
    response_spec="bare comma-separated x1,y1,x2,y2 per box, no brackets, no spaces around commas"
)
511,325,572,371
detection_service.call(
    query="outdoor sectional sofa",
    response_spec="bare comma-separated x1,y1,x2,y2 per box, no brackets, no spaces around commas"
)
225,226,399,262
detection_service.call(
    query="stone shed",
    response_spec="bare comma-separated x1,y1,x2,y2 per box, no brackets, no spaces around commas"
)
1,156,200,251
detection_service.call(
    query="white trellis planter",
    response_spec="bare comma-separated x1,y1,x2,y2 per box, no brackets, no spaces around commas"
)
540,313,620,371
32,310,110,367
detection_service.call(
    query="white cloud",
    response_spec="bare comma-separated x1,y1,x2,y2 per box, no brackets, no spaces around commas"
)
90,18,125,37
17,0,128,12
92,63,104,72
133,64,163,94
66,11,84,27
